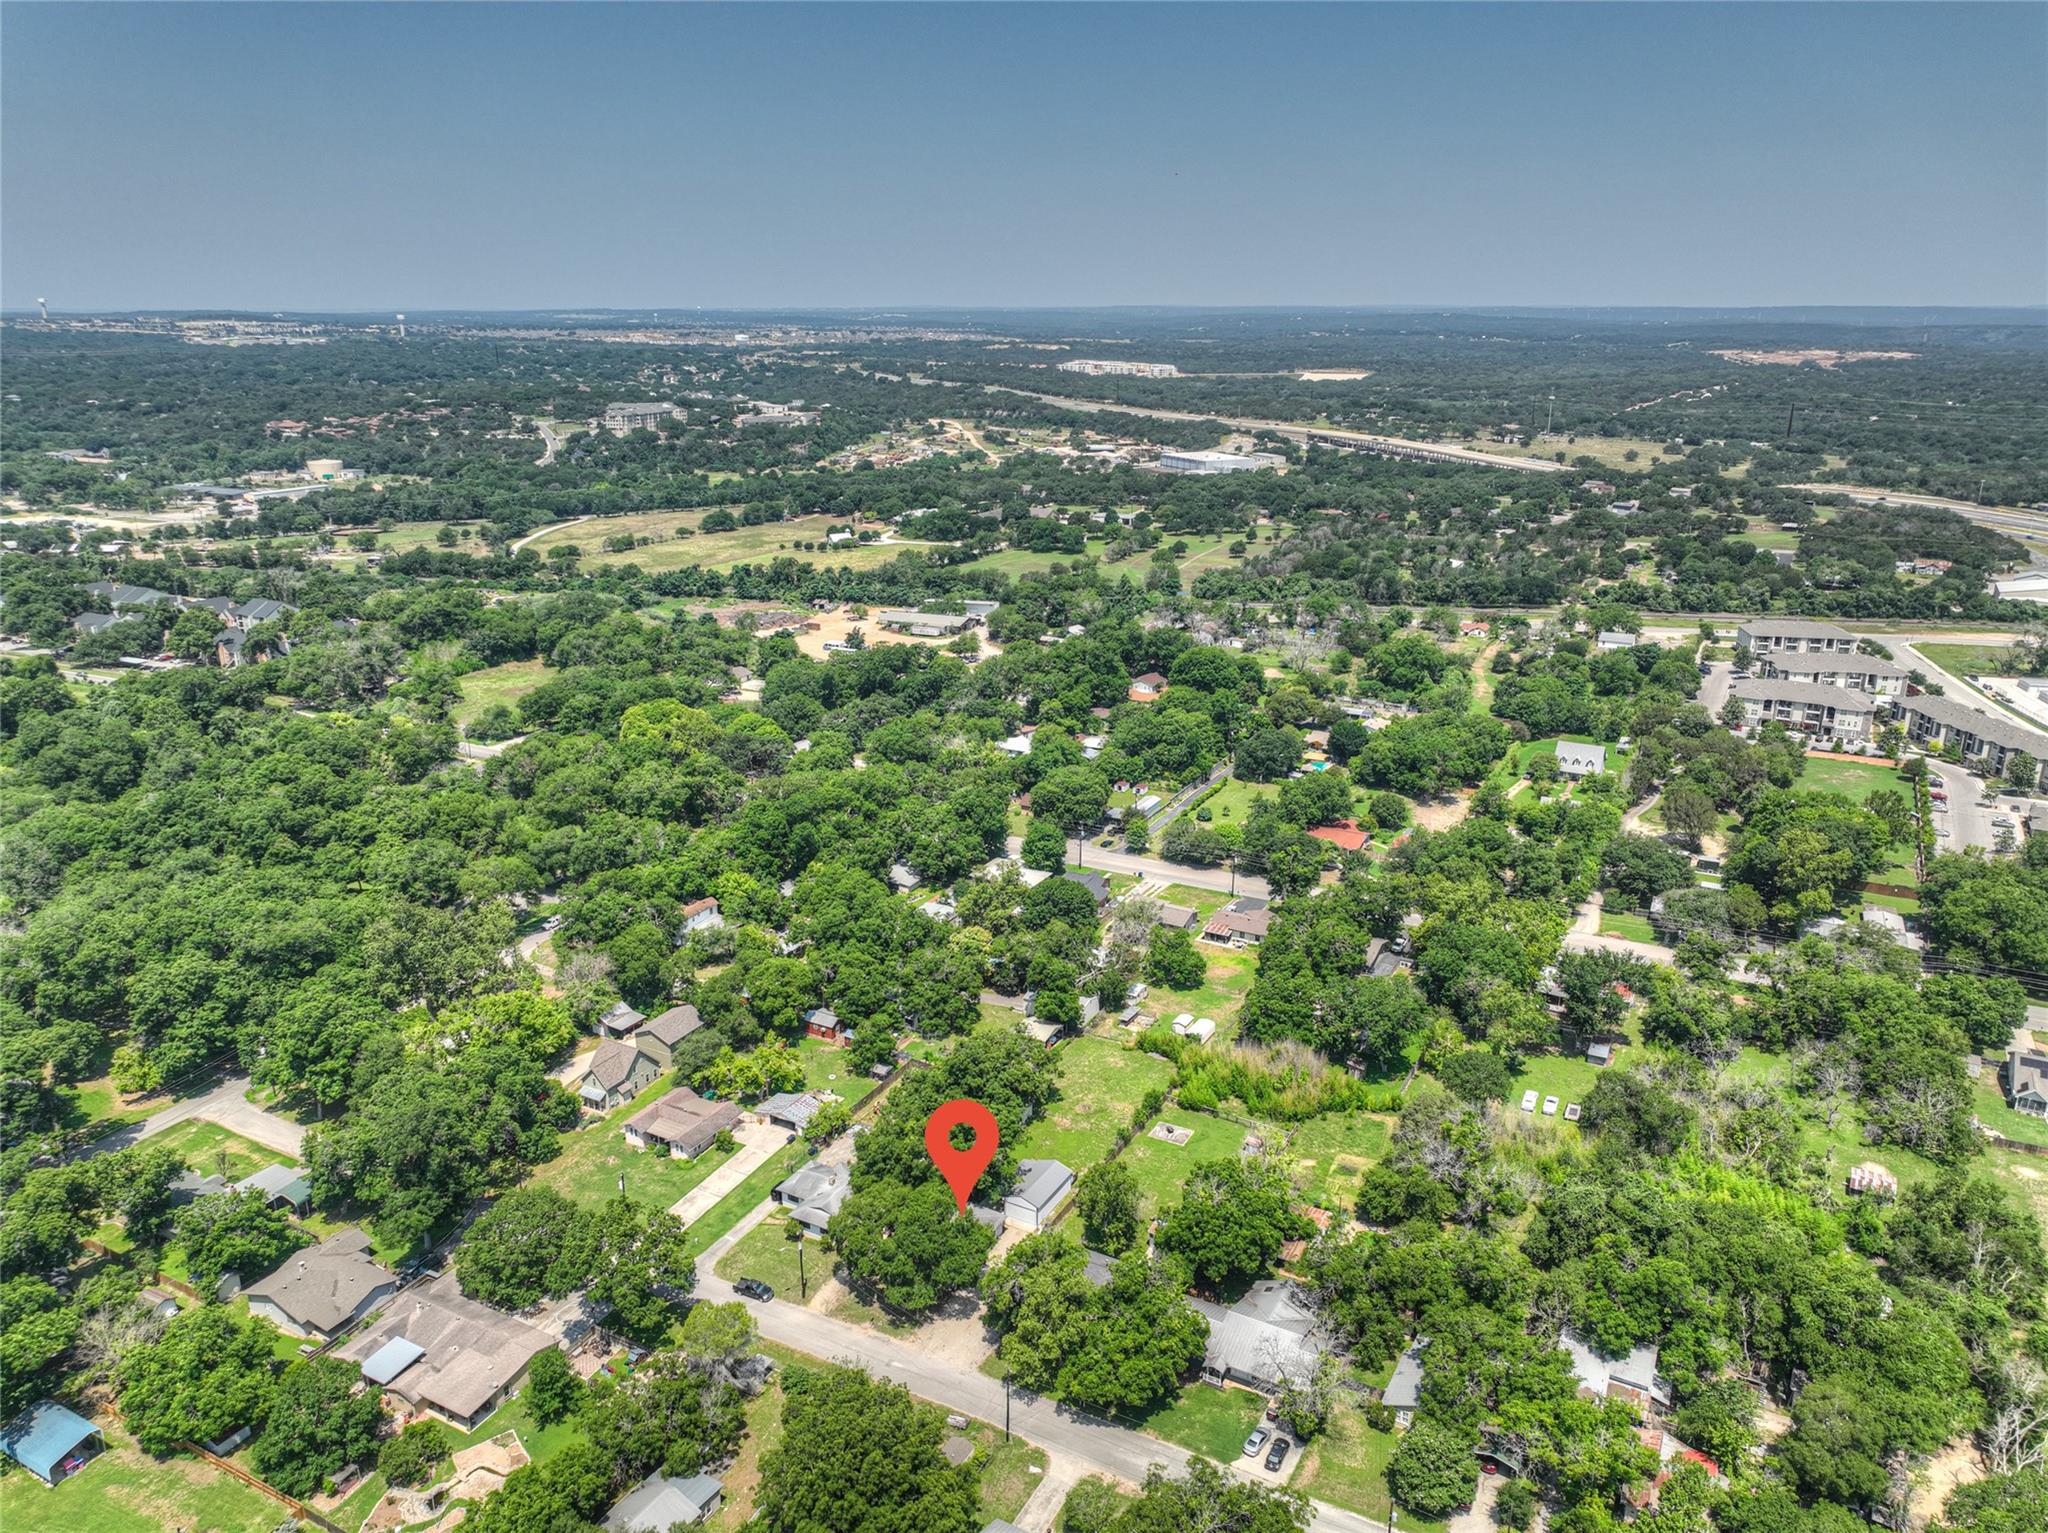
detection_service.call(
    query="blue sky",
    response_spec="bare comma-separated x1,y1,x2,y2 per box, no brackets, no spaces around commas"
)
3,3,2042,310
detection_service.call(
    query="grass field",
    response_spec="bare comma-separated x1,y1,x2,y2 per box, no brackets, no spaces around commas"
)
1599,911,1658,942
1915,642,2025,678
680,1142,814,1265
796,1037,880,1109
0,1426,287,1533
143,1119,293,1182
1191,777,1275,827
453,658,551,728
1142,947,1258,1044
530,1077,740,1212
1018,1038,1175,1168
1293,1398,1449,1529
714,1212,817,1301
53,1077,154,1140
529,510,913,573
1794,755,1909,802
1724,1048,1949,1192
1113,1382,1267,1463
1505,1051,1609,1125
1280,1111,1395,1215
1112,1110,1250,1219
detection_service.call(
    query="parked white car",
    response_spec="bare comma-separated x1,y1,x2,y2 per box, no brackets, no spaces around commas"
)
1520,1089,1539,1112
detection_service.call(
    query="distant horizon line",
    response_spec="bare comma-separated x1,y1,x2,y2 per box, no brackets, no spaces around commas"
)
7,302,2045,320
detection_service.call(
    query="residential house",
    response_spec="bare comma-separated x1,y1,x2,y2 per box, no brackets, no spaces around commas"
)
83,580,175,612
72,612,121,634
1559,1328,1673,1412
774,1159,853,1235
597,1001,646,1039
580,1039,660,1112
1153,903,1200,931
1,1401,105,1486
757,1091,834,1133
1757,653,1906,697
888,863,922,894
1002,1160,1076,1231
636,1005,706,1070
1555,742,1608,778
339,1283,556,1430
680,897,724,934
2006,1044,2048,1118
1062,870,1111,907
1202,899,1271,948
1307,820,1370,854
624,1087,741,1159
1596,631,1638,652
244,1228,397,1340
1190,1280,1334,1393
1730,678,1876,744
607,1473,724,1530
1128,672,1168,702
803,1006,851,1044
1734,619,1857,657
1894,694,2048,787
1383,1339,1428,1427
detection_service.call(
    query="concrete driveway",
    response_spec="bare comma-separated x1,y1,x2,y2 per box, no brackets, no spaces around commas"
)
78,1074,306,1161
670,1117,788,1224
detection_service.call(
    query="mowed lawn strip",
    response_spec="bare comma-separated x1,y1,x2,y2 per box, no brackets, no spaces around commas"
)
1017,1038,1174,1168
0,1425,284,1533
1111,1110,1250,1220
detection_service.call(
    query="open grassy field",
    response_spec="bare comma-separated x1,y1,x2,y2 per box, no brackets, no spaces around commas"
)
52,1076,155,1140
1293,1397,1449,1529
1281,1111,1395,1215
1142,946,1258,1043
1190,776,1275,828
530,1077,739,1212
0,1425,287,1533
795,1037,880,1109
531,510,914,573
144,1118,293,1182
1112,1110,1250,1219
1724,1048,1950,1192
1599,911,1658,942
1794,755,1909,802
453,658,550,727
955,541,1115,578
1475,433,1680,471
1915,642,2025,678
1017,1038,1175,1168
715,1212,818,1300
1113,1381,1267,1463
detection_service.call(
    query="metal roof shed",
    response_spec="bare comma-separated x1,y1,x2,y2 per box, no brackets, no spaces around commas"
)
2,1401,105,1485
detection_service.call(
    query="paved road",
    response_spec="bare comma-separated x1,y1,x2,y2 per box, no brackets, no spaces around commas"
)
1699,659,1734,720
990,385,1562,476
532,418,570,467
80,1074,306,1161
1782,483,2048,543
669,1119,786,1224
1924,758,2000,854
1002,836,1270,900
695,1239,1384,1532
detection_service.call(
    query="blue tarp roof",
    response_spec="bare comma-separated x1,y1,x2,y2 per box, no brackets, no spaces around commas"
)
2,1401,101,1482
361,1336,425,1385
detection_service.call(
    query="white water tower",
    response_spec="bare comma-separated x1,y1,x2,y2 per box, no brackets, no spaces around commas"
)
37,298,48,321
395,313,406,340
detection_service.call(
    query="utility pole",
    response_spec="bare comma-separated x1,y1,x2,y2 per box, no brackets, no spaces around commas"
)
798,1237,807,1301
1785,403,1797,438
1545,394,1555,435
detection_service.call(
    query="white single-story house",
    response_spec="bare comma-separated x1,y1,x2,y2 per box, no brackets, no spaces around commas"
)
1555,742,1607,778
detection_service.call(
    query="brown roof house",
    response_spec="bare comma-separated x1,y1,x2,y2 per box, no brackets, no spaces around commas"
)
244,1228,397,1340
1202,899,1271,948
624,1087,742,1160
636,1005,707,1071
339,1283,556,1430
581,1039,661,1112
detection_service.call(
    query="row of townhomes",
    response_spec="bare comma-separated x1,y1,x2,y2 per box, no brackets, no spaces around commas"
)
1730,619,2048,784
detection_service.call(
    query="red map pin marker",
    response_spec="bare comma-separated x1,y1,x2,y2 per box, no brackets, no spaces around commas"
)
924,1098,1000,1213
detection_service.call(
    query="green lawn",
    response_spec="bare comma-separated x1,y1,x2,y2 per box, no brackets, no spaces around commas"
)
954,541,1114,578
1191,777,1276,828
0,1425,285,1533
537,511,912,574
1294,1398,1449,1529
977,1433,1050,1525
680,1142,814,1265
1915,642,2024,678
1974,1074,2048,1149
1280,1112,1396,1215
714,1213,821,1302
1141,946,1258,1044
1111,1110,1250,1219
1793,755,1910,802
1017,1038,1174,1168
1724,1049,1949,1190
530,1077,740,1212
1505,1052,1609,1127
53,1077,155,1140
453,658,551,728
1599,911,1658,942
796,1037,879,1109
1112,1382,1267,1462
143,1119,293,1182
1157,883,1233,920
